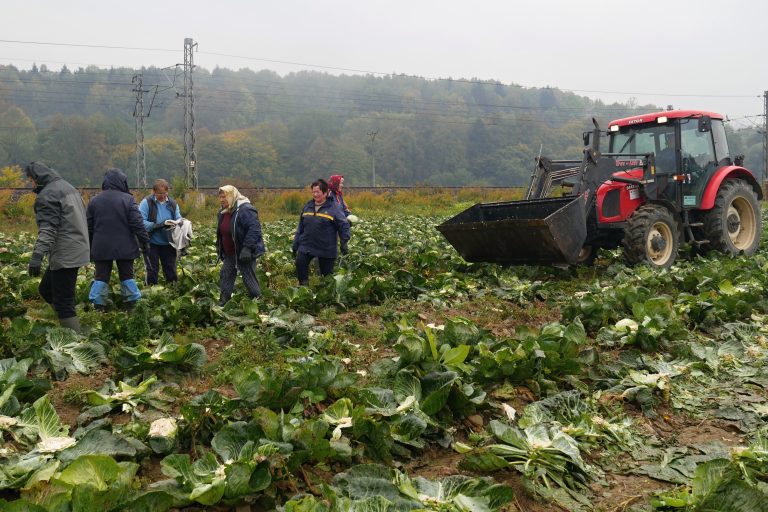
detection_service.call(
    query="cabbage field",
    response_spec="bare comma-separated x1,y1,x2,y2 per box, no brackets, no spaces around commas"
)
1,212,768,512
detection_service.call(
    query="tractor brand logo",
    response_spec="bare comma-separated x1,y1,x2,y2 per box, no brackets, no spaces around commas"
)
616,159,642,167
627,119,644,124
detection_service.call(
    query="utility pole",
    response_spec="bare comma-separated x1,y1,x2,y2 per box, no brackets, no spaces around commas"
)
132,73,147,189
182,38,198,189
367,130,378,187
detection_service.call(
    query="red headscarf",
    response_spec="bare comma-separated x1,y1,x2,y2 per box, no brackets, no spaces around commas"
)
328,175,344,197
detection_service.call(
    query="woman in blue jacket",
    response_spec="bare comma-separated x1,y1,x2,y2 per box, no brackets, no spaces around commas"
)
216,185,265,306
292,179,350,285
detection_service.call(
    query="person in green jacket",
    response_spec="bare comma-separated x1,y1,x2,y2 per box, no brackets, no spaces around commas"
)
25,162,90,332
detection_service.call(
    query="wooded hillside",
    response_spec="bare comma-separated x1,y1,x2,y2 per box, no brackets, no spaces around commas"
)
0,64,762,187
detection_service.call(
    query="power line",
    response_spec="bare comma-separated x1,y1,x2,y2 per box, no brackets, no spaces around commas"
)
0,38,761,100
0,39,177,53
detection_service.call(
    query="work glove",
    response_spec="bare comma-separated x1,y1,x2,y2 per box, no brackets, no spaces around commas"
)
28,252,43,277
340,241,349,255
239,247,254,262
152,222,164,231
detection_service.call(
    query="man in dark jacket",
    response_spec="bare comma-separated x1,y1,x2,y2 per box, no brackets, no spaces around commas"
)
25,162,90,332
86,168,150,310
292,178,350,285
215,185,266,306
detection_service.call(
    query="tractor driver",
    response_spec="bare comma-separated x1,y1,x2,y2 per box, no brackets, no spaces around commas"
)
655,132,677,173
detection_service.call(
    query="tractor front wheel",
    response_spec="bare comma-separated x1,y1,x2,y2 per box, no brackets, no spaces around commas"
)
573,245,597,266
703,179,761,256
623,204,679,268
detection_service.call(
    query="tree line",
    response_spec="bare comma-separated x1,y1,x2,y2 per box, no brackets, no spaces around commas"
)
0,64,762,187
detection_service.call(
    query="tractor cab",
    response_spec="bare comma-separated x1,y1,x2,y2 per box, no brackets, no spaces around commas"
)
607,111,731,208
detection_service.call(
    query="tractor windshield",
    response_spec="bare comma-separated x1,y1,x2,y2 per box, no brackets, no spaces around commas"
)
609,123,677,173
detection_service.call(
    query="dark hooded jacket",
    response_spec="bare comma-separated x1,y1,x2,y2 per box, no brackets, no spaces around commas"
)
26,162,90,270
86,168,149,261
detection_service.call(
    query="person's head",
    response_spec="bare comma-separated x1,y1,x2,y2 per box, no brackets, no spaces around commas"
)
102,168,129,193
218,185,245,212
311,179,329,205
152,179,170,202
328,174,344,193
24,162,38,187
24,162,59,189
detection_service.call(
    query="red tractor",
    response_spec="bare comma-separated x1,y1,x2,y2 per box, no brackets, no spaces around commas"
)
438,110,762,268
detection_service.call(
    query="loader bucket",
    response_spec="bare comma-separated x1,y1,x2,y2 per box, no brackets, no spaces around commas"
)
437,196,588,264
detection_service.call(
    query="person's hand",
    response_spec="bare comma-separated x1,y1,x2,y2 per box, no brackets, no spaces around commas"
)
141,241,150,255
239,247,253,262
291,247,298,258
153,222,165,231
28,252,43,277
340,241,349,255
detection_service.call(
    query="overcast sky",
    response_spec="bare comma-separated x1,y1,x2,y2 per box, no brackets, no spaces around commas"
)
3,0,766,128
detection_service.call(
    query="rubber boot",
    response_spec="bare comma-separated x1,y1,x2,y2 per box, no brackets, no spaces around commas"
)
59,316,81,333
120,279,141,302
89,280,110,308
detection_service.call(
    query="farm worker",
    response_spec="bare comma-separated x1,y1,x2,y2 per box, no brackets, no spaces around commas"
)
86,168,150,311
215,185,266,306
139,179,182,285
656,132,677,173
292,178,351,285
25,162,90,333
328,174,351,217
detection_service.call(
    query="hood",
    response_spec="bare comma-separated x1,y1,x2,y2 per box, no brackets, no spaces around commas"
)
102,168,130,193
219,185,250,213
25,162,62,193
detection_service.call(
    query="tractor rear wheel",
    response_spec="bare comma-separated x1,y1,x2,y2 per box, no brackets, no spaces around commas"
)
623,204,679,268
702,179,761,256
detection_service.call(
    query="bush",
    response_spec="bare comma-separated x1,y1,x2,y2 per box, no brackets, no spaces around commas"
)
0,189,12,217
275,191,304,214
5,193,35,220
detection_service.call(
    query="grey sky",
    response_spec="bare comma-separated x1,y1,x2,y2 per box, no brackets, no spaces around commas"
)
3,0,766,128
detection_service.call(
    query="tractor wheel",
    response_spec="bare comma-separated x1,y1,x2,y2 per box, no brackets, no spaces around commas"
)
702,179,761,256
623,204,679,268
573,245,597,266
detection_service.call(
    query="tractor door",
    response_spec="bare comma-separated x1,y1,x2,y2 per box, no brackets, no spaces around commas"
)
678,117,722,207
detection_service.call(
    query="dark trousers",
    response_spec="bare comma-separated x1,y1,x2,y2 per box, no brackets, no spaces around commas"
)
147,243,178,284
94,260,134,282
219,254,262,303
295,251,335,284
39,267,79,319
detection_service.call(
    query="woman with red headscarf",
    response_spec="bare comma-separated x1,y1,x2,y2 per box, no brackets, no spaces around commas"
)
328,174,351,217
